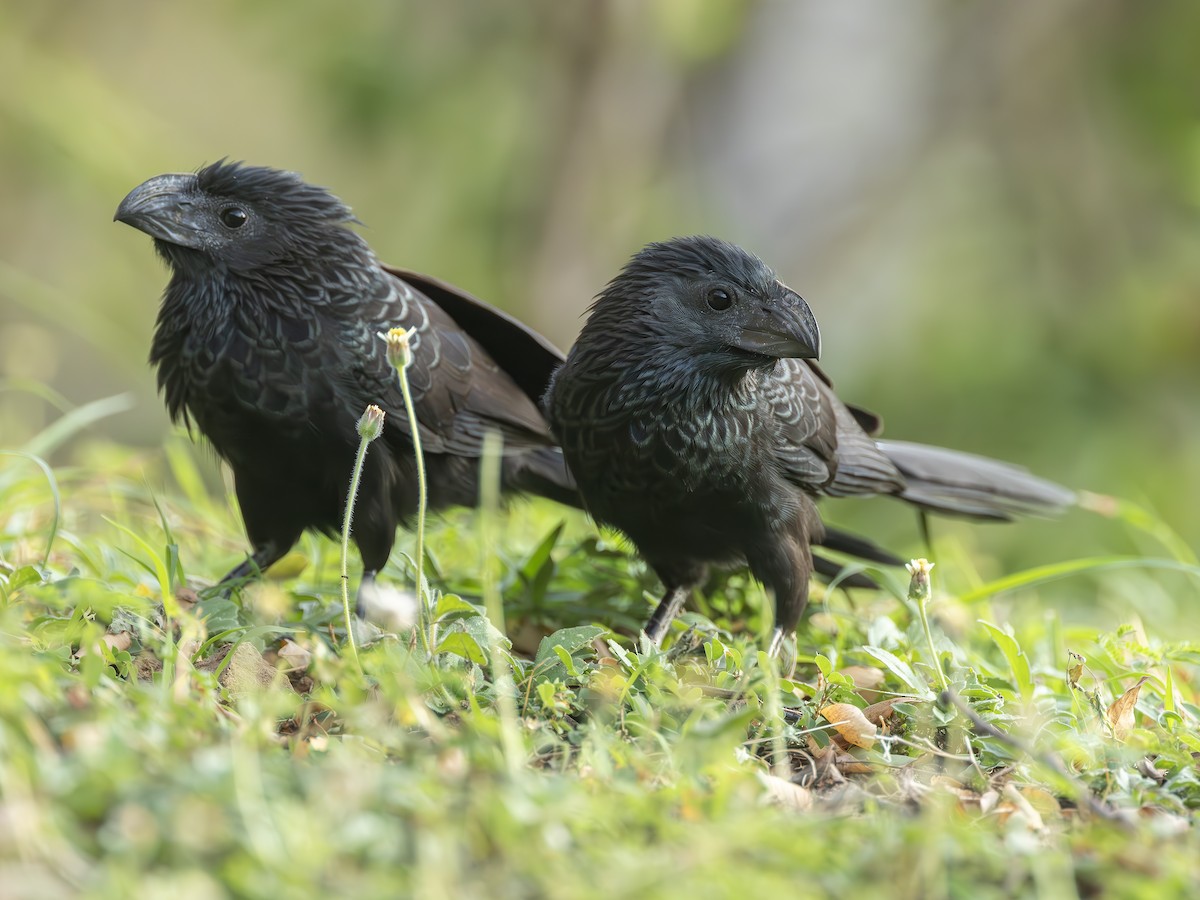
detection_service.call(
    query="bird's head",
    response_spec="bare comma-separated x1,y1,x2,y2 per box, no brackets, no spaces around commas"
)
115,160,360,275
595,236,821,366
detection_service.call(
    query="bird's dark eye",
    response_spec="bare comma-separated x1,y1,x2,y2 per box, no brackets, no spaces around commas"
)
219,207,248,229
706,288,733,311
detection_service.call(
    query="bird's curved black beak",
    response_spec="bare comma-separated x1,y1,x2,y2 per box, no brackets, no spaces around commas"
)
114,173,203,247
732,289,821,360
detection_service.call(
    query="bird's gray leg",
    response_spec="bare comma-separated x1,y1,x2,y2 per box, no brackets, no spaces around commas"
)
215,541,288,594
354,570,378,619
643,585,690,646
748,529,812,660
767,627,789,658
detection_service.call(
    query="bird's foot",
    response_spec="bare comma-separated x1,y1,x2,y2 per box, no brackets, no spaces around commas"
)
355,570,418,632
766,628,797,677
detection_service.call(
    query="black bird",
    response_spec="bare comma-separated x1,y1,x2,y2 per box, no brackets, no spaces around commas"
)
116,161,578,606
545,236,1074,653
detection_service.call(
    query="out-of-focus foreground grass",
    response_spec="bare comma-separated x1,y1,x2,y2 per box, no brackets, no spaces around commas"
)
2,403,1200,898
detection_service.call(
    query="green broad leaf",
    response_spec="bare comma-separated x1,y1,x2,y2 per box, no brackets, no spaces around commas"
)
435,593,481,619
520,522,564,578
3,564,45,593
704,636,727,664
605,639,634,668
461,612,510,655
862,645,934,698
551,645,580,678
536,680,561,707
195,597,243,634
534,625,606,668
1178,733,1200,755
437,631,487,665
979,620,1034,702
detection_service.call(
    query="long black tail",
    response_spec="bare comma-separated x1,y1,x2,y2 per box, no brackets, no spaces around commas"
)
812,527,905,589
878,439,1076,522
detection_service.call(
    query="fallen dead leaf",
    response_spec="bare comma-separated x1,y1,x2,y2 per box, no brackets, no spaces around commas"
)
861,698,899,728
758,772,814,811
276,640,312,673
1136,757,1166,783
834,752,873,775
1066,650,1085,688
105,632,133,653
1106,676,1150,741
74,631,132,659
820,703,877,749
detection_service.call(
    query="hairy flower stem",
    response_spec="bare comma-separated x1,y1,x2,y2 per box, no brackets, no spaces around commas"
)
381,326,434,659
908,558,948,692
342,405,385,669
398,361,433,659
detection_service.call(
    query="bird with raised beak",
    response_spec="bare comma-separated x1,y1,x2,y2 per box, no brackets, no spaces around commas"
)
545,236,1074,655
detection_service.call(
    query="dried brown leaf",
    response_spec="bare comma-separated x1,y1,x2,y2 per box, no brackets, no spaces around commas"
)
820,702,877,749
758,772,814,812
834,753,873,775
861,698,898,727
276,640,312,673
1106,676,1150,741
104,632,132,653
1066,650,1085,688
74,630,133,661
1136,757,1166,783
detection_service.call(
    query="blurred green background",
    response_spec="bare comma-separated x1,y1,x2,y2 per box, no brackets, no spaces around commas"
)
1,1,1197,625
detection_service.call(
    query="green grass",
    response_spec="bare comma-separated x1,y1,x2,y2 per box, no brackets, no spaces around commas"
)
2,408,1200,899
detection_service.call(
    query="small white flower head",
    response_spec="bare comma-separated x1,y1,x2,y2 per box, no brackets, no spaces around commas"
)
356,404,385,441
378,327,418,371
905,558,934,603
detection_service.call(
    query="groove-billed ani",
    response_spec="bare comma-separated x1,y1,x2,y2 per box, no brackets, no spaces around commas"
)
116,160,578,605
545,236,1074,653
